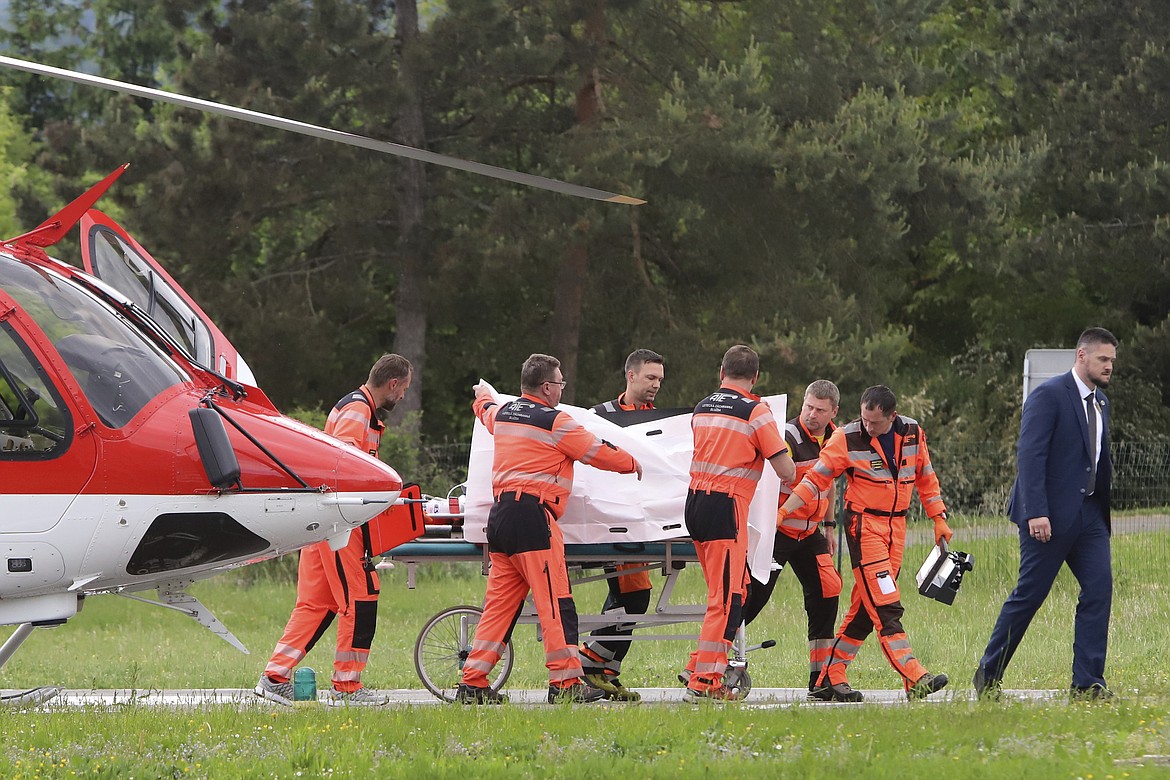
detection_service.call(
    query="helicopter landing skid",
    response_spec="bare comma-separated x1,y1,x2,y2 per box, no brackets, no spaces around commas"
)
0,686,61,706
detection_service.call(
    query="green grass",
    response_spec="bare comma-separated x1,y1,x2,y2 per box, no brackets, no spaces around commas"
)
3,700,1170,778
1,526,1169,777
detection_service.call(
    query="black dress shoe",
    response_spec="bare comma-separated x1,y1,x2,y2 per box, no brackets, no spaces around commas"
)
1070,683,1114,701
973,669,1002,700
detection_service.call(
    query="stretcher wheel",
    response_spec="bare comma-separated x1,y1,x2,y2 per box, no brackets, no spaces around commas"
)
414,605,514,702
723,666,752,700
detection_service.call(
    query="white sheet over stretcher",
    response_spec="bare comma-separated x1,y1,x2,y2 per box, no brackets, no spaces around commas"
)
463,382,785,583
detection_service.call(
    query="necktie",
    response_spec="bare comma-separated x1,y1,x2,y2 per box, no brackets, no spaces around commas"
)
1085,392,1097,495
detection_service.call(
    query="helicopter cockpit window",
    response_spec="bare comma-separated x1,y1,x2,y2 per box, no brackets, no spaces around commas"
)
89,228,214,366
1,254,189,429
0,324,70,458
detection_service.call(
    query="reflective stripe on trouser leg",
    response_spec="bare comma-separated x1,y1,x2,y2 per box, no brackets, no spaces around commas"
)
529,522,584,686
843,513,927,688
784,534,841,689
817,559,873,687
689,495,750,693
264,544,338,683
809,638,835,689
331,597,378,692
316,527,382,693
583,577,652,673
462,523,585,688
461,550,531,688
581,642,621,675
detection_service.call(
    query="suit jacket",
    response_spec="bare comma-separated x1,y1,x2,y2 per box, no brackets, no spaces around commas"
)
1008,370,1112,532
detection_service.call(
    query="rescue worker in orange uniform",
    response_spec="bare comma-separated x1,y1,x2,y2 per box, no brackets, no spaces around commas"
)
683,345,796,703
742,379,843,696
780,385,953,702
255,354,413,707
581,348,665,701
457,353,643,705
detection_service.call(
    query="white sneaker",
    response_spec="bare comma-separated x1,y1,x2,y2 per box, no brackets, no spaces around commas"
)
326,687,390,707
254,675,294,706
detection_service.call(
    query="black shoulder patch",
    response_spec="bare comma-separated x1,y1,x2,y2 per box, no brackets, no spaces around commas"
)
496,398,558,430
333,390,367,412
694,390,755,422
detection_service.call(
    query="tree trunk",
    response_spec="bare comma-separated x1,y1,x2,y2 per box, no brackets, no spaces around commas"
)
550,0,606,405
388,0,427,430
550,238,589,404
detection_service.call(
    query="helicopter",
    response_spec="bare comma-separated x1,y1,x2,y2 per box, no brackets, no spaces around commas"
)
0,49,643,703
0,163,420,703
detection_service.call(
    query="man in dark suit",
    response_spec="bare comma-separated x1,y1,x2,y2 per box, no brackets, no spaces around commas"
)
974,327,1118,699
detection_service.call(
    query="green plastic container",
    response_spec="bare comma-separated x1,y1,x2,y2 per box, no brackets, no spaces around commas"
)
293,667,317,701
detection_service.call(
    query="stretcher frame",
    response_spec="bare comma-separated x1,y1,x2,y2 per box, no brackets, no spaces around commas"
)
387,520,771,702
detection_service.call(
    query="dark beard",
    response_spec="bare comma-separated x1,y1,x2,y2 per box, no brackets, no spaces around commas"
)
377,402,395,421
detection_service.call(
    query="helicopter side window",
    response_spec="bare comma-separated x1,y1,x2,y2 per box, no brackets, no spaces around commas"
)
0,324,70,458
90,229,213,366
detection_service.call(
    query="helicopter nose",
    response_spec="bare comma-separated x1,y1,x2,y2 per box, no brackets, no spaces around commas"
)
333,451,403,526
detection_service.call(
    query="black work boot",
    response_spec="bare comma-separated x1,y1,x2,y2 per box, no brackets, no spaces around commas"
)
809,681,864,703
907,672,949,700
548,682,607,704
455,683,508,704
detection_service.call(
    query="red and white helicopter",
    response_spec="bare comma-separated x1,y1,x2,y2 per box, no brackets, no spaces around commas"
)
0,55,643,703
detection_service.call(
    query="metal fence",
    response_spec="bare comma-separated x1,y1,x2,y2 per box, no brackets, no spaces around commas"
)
416,439,1170,517
930,440,1170,517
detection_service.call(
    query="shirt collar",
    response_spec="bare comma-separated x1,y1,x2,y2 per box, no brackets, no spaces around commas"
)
1072,370,1095,401
358,385,385,430
720,385,760,401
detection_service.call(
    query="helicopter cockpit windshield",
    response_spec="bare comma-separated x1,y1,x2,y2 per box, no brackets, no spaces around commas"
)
1,254,189,429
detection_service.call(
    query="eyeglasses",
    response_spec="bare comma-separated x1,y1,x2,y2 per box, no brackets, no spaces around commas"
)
545,379,567,387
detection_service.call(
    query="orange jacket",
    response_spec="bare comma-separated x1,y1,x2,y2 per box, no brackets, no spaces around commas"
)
475,393,638,518
688,386,788,501
326,386,384,456
790,415,946,519
777,417,837,539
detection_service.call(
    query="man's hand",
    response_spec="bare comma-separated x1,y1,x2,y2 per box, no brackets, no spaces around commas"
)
933,516,953,545
825,525,838,556
633,460,644,481
473,381,493,401
1027,516,1052,543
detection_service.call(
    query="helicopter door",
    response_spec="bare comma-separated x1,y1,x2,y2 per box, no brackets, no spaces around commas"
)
79,211,256,384
0,309,98,533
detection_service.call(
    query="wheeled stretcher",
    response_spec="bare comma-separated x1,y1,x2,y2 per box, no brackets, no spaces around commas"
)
384,487,774,702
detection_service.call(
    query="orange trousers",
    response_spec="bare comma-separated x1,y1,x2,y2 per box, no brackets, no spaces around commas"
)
462,493,584,688
817,511,927,691
683,489,751,693
264,526,379,692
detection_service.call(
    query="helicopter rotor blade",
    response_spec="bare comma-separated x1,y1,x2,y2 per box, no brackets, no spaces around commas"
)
0,54,645,206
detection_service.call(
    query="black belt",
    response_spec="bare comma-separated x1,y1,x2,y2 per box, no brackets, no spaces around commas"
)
851,506,908,518
496,491,559,506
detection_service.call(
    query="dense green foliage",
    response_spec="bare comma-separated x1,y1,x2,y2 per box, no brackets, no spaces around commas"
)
4,0,1170,461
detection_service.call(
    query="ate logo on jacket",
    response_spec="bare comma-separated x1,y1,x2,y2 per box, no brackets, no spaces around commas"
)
496,399,558,430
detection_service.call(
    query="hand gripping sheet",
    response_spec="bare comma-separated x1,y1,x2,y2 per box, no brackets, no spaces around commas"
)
463,381,785,583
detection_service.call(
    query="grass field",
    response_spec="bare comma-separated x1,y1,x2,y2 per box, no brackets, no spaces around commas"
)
1,523,1169,778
